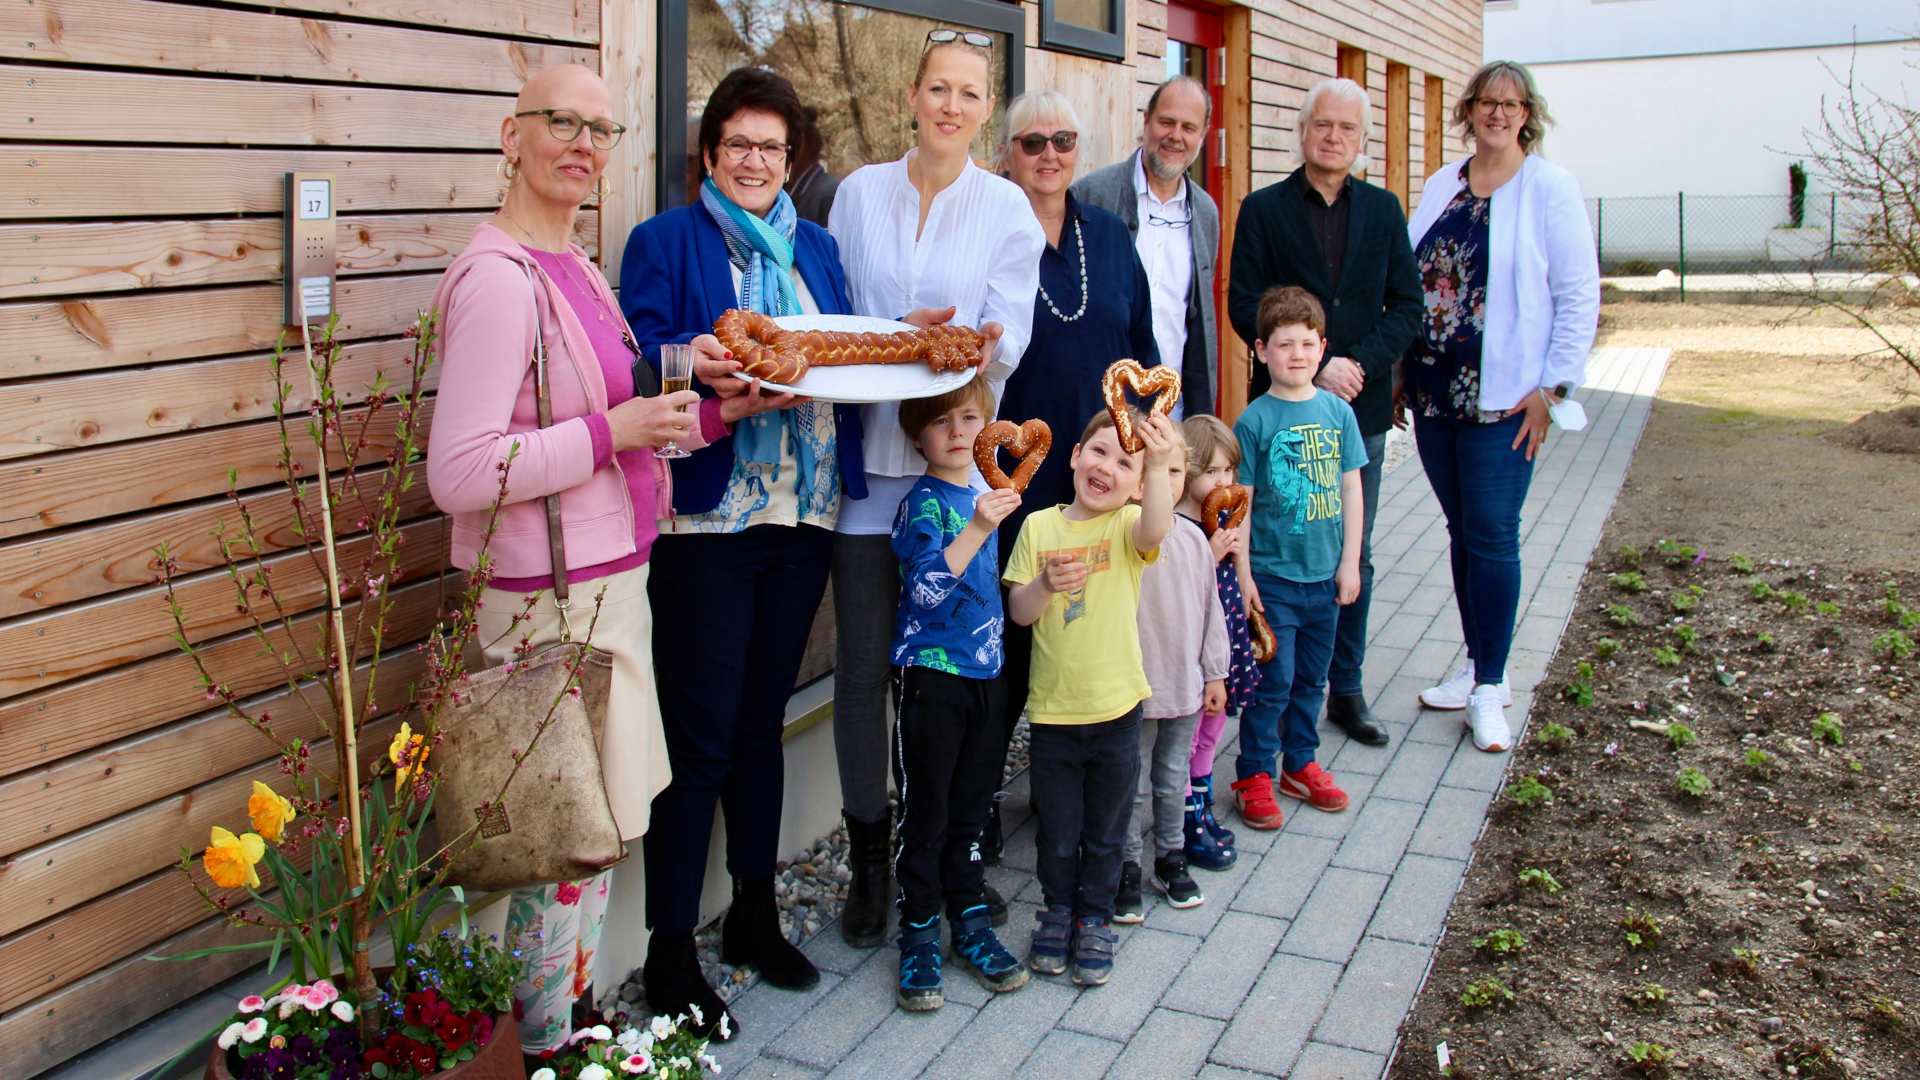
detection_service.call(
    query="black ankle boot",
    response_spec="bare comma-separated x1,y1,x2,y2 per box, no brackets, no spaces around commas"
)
642,934,734,1041
721,877,821,991
840,812,892,949
1327,694,1390,746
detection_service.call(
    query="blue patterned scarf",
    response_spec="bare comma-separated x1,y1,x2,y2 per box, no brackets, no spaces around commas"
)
700,178,812,481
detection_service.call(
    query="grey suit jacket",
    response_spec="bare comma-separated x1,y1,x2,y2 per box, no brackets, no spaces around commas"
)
1071,150,1220,416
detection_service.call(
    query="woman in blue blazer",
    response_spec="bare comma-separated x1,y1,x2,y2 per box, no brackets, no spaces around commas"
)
617,68,857,1039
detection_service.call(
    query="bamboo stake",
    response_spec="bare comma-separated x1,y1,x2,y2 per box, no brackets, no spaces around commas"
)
297,314,376,1033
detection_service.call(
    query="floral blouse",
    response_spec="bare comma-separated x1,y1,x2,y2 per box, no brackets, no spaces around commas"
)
1407,180,1501,423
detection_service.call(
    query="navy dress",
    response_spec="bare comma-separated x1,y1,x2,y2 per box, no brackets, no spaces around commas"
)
1405,183,1500,424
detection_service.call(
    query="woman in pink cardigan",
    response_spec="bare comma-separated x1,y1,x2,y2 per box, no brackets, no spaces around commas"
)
427,64,788,1065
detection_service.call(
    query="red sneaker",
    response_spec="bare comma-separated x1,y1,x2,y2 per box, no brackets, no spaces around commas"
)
1229,774,1284,830
1279,762,1350,813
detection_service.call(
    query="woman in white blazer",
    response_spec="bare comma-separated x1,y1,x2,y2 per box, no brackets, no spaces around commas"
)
1402,60,1599,753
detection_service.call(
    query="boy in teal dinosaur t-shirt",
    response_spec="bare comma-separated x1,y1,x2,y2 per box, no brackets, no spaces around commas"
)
1229,286,1367,831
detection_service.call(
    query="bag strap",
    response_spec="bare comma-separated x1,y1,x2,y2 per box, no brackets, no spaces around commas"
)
518,262,575,640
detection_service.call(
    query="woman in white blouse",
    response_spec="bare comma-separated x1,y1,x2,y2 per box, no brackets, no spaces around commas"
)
826,28,1044,947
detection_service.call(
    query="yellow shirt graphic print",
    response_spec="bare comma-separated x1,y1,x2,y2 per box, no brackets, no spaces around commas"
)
1004,505,1159,725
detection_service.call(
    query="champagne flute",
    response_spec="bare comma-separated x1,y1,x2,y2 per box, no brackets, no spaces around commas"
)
655,343,693,460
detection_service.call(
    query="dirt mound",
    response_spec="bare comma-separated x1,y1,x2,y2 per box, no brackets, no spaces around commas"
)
1828,404,1920,455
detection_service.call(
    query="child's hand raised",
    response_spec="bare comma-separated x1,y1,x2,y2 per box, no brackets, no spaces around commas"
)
1137,411,1179,467
1207,526,1241,564
970,489,1021,532
1040,552,1087,594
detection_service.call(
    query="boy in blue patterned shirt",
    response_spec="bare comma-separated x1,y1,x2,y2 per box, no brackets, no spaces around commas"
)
887,374,1029,1012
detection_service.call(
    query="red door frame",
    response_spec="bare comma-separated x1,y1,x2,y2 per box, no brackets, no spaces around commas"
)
1164,1,1224,198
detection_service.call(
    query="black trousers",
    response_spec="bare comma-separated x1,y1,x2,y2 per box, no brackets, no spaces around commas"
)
891,666,1005,924
643,523,834,936
1028,706,1144,922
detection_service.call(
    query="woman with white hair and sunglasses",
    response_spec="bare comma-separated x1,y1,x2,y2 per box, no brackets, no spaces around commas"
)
1404,59,1600,752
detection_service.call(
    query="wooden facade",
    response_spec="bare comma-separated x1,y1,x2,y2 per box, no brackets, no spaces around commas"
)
1,2,1479,1076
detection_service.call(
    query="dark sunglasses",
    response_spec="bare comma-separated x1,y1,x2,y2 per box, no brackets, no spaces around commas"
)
925,28,995,49
1013,131,1078,156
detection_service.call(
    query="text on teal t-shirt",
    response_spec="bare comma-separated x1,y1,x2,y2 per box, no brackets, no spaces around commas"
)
1233,389,1369,583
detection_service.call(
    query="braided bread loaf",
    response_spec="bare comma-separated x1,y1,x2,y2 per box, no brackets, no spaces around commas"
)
711,310,985,384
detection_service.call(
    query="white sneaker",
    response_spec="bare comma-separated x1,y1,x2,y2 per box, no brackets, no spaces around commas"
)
1419,665,1511,710
1466,686,1512,752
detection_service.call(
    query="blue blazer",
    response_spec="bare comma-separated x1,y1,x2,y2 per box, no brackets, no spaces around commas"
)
619,206,867,515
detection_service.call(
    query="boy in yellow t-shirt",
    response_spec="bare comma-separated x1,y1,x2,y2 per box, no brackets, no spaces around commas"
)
1004,404,1178,987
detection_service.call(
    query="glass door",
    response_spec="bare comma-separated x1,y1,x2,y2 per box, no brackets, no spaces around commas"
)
1163,1,1223,199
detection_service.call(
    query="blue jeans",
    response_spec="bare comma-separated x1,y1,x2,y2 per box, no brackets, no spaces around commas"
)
1414,412,1535,685
1236,576,1339,779
1327,432,1386,697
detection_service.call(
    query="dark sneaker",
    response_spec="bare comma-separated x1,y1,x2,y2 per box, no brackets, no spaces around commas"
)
1193,772,1236,847
896,917,943,1011
1028,904,1073,976
1184,793,1237,871
1113,861,1145,924
1069,917,1116,987
949,905,1029,993
1152,853,1205,908
983,882,1009,927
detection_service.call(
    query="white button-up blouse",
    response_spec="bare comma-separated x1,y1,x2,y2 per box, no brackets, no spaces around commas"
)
828,151,1044,535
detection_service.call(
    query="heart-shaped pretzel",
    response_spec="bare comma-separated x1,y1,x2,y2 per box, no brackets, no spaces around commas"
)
1102,359,1182,453
1200,484,1252,537
974,419,1052,494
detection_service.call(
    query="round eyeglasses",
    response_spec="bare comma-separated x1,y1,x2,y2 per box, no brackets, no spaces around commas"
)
716,138,792,165
1014,131,1078,156
515,109,627,150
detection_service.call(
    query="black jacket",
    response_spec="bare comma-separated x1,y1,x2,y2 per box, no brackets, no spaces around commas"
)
1227,168,1423,435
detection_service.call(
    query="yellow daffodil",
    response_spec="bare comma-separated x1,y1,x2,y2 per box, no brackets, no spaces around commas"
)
388,722,429,785
204,827,266,889
247,781,296,843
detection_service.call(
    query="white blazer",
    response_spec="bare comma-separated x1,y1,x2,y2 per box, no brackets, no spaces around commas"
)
1407,154,1600,412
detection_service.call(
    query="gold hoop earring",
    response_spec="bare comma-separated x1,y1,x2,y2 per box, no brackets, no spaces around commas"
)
593,176,613,201
498,157,518,181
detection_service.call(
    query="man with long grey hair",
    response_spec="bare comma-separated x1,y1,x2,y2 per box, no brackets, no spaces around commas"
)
1225,77,1423,753
1072,75,1220,419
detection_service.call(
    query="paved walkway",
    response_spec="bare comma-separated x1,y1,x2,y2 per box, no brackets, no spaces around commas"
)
711,347,1673,1080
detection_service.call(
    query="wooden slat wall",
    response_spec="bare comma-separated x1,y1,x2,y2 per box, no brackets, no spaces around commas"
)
0,0,601,1073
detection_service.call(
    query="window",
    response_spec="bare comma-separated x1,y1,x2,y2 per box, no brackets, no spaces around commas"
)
659,0,1024,212
1039,0,1127,62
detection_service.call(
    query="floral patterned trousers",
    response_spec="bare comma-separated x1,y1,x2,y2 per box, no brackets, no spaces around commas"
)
506,873,611,1053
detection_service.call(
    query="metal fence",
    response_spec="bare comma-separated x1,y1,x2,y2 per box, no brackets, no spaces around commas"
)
1587,193,1867,286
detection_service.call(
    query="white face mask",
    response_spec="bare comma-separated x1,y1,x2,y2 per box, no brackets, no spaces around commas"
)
1547,396,1588,431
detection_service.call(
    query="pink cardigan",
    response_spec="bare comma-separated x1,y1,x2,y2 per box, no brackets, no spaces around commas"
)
427,223,725,581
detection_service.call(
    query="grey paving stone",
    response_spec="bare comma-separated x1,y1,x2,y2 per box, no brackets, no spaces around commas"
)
1407,524,1451,553
1000,815,1038,872
1160,910,1287,1021
1017,1029,1123,1080
1369,572,1420,605
1526,587,1577,624
920,977,1077,1080
1279,867,1389,963
803,923,874,976
1399,638,1463,682
1418,557,1455,588
1439,740,1516,793
714,971,847,1072
1397,583,1451,618
728,1055,826,1080
1407,786,1494,862
1423,616,1466,645
1289,1042,1388,1080
1372,737,1455,804
1058,927,1199,1041
762,948,897,1069
1329,797,1423,875
1369,854,1466,946
1369,675,1428,724
1230,832,1338,921
1197,1066,1269,1080
1207,953,1343,1075
1144,849,1263,936
1366,610,1433,651
1280,773,1375,840
824,997,977,1080
1312,936,1432,1052
1405,705,1467,747
1110,1008,1225,1080
1330,729,1393,777
1541,560,1586,591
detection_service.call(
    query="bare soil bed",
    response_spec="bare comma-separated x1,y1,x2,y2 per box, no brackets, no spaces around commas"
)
1388,328,1920,1080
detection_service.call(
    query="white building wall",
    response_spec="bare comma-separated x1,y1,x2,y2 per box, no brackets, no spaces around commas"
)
1484,0,1913,63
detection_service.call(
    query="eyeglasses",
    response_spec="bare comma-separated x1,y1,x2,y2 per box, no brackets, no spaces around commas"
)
1146,209,1191,229
515,109,626,150
925,28,995,49
1013,131,1078,156
716,137,792,165
1473,97,1529,117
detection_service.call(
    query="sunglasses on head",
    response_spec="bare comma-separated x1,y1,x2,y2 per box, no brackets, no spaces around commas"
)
925,28,995,49
1014,131,1078,156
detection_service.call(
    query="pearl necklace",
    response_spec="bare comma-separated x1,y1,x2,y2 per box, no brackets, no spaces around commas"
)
1037,217,1089,323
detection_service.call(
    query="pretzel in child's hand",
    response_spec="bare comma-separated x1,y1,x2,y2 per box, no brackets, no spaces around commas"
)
1199,484,1252,537
1101,359,1182,453
974,419,1052,494
1249,608,1276,664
